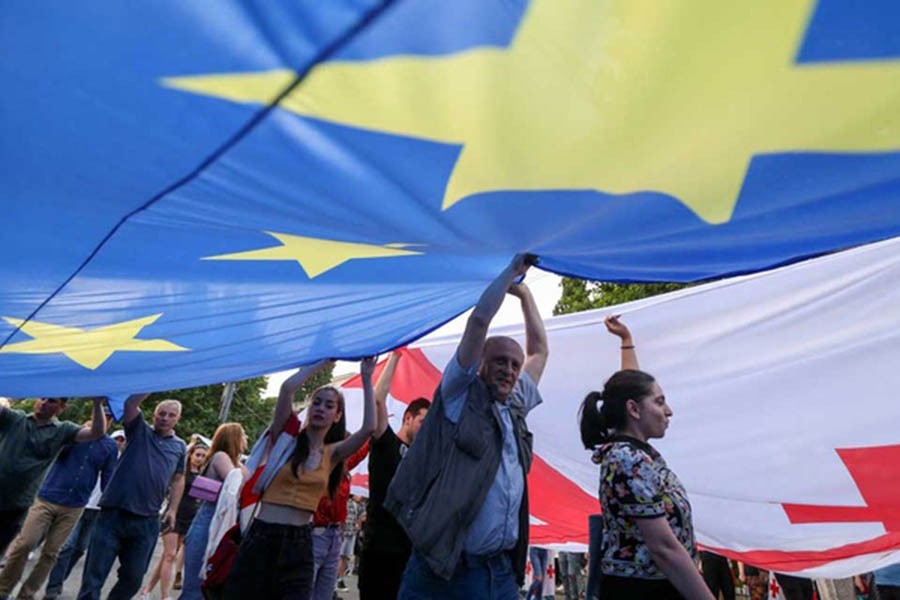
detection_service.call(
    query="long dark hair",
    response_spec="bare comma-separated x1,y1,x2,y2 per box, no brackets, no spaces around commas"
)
579,369,657,449
290,386,346,499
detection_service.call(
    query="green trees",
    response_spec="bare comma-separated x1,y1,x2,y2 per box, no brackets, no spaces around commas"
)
10,363,335,445
554,278,687,315
145,377,270,441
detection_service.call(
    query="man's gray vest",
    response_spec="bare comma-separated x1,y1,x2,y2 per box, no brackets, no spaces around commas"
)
383,373,534,582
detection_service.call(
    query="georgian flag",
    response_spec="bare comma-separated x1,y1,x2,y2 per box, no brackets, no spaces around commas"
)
341,236,900,578
768,572,787,600
523,549,557,599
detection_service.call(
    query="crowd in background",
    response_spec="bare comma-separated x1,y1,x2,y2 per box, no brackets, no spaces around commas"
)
1,255,898,600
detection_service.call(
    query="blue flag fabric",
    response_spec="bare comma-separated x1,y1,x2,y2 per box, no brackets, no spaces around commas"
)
2,0,900,399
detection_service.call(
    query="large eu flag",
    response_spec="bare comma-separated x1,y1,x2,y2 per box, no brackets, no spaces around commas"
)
2,0,899,399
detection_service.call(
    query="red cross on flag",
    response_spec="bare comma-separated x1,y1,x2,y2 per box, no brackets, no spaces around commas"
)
339,236,900,578
768,572,786,600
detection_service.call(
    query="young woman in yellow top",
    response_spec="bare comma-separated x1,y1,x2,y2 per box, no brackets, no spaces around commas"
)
225,357,376,600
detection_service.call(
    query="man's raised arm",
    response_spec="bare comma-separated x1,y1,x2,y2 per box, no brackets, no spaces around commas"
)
123,393,150,426
456,254,533,370
74,397,107,443
509,282,549,385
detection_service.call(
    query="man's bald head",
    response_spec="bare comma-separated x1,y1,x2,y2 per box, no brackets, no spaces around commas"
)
479,336,525,399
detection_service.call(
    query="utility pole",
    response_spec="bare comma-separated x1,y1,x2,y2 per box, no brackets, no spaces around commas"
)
218,382,236,423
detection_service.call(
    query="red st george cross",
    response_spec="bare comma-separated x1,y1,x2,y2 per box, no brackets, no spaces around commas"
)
782,444,900,531
769,577,781,598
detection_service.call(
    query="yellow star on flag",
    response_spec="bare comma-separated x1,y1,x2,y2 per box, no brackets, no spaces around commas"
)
0,314,188,370
163,0,900,224
203,231,422,278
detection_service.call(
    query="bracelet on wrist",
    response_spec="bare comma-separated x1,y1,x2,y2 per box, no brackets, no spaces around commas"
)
621,345,635,350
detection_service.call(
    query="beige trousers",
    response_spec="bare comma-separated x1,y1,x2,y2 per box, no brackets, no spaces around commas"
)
0,498,83,599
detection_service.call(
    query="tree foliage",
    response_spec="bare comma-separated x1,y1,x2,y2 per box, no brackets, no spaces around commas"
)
146,377,271,442
294,364,336,408
11,364,337,446
554,278,688,316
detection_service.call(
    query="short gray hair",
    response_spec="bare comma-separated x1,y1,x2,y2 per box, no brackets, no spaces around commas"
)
155,399,182,415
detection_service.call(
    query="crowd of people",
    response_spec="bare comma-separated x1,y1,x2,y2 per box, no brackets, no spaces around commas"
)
0,254,898,600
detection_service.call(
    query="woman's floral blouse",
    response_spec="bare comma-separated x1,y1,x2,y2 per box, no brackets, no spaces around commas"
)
595,437,698,579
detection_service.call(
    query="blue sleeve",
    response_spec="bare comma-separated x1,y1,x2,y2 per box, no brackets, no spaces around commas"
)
124,411,146,438
174,443,186,475
513,371,543,414
440,352,477,423
100,441,117,491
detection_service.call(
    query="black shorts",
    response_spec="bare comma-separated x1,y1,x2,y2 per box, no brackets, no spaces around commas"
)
174,516,193,536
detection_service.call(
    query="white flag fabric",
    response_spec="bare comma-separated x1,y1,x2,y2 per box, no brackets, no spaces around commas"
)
523,549,557,599
342,236,900,577
768,572,787,600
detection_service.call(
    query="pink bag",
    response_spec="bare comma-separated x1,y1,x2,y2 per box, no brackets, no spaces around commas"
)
188,475,222,502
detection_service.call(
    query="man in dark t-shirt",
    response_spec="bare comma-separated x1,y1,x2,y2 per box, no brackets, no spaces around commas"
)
77,394,186,600
0,397,106,556
358,351,431,600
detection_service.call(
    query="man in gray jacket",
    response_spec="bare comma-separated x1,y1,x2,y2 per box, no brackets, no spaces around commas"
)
386,254,549,599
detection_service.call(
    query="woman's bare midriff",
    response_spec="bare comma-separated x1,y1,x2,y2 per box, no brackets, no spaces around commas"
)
257,502,315,526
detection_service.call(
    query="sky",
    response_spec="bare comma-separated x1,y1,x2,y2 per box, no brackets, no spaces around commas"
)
264,270,563,396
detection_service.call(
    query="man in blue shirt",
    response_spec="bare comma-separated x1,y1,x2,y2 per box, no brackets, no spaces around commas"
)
77,395,186,600
44,429,125,600
0,412,116,600
388,254,549,599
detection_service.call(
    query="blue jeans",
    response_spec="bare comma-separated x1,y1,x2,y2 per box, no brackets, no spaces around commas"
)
398,551,519,600
76,508,160,600
311,526,341,600
45,508,100,596
179,501,215,600
529,547,548,581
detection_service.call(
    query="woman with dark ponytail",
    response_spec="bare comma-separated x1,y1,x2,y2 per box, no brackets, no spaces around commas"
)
580,316,714,600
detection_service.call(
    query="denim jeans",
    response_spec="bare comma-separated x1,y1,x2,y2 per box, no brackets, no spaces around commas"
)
179,501,216,600
529,547,548,581
310,526,341,600
76,508,160,600
527,547,550,600
398,551,519,600
45,508,101,597
224,520,314,600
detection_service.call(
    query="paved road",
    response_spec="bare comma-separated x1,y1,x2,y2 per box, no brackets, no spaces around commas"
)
13,544,591,599
14,541,361,600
